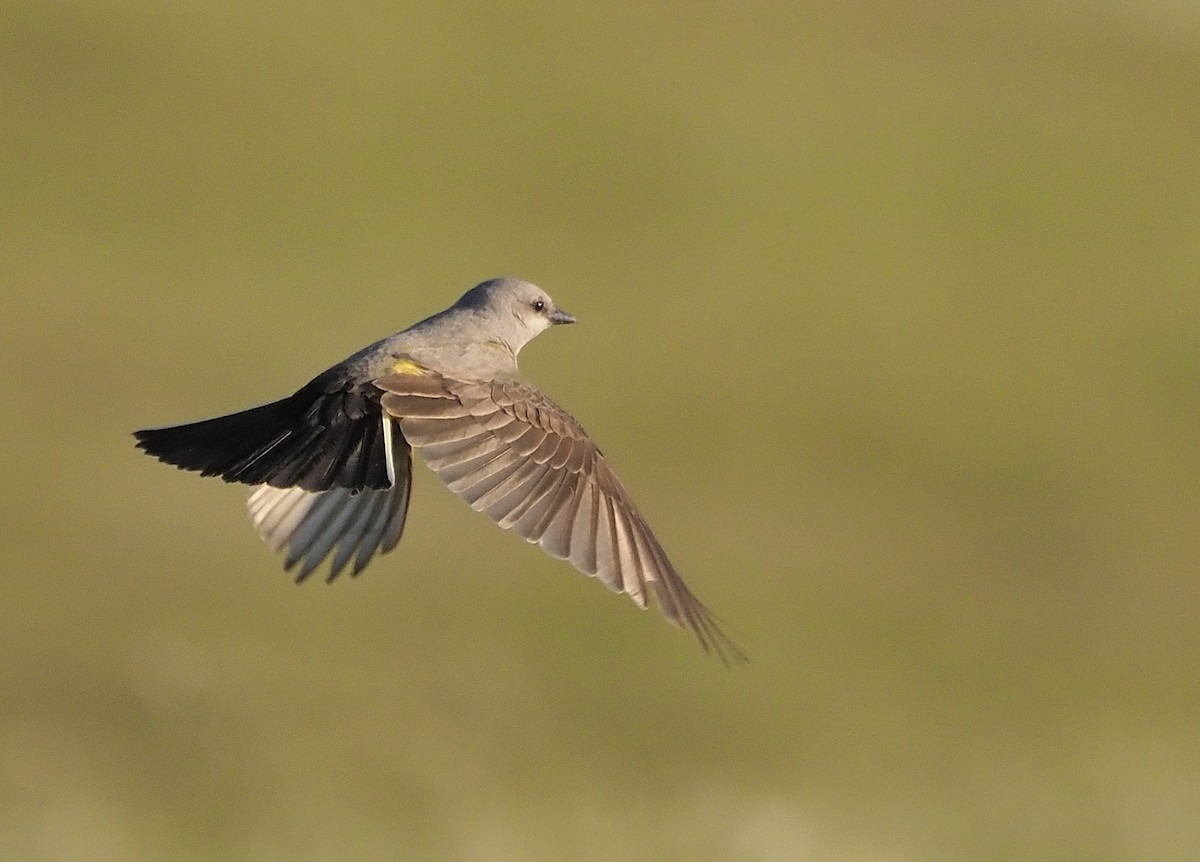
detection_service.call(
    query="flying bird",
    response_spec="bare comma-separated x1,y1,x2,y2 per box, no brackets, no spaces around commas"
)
134,278,742,663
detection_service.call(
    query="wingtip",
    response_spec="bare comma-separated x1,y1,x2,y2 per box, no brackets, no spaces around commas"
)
707,629,751,669
657,587,749,667
692,613,750,668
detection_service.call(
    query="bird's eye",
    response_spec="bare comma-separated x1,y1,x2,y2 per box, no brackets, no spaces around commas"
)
532,299,546,312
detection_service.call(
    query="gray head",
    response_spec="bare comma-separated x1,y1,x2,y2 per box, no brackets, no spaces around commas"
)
452,278,575,354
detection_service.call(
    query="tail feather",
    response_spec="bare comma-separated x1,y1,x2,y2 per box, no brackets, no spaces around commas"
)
134,382,391,492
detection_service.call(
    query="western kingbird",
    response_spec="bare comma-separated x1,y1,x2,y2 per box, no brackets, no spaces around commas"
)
135,278,742,663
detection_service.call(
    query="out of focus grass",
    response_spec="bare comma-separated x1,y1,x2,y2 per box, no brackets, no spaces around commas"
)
2,3,1199,860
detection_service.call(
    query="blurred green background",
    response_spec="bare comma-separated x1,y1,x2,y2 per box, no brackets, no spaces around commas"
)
3,2,1199,860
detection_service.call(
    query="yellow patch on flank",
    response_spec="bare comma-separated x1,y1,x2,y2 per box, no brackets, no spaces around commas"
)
391,357,432,375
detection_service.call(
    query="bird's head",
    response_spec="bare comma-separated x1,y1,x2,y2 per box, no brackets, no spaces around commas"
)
456,278,575,354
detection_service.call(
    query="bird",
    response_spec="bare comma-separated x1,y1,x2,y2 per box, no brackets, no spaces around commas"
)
134,277,743,663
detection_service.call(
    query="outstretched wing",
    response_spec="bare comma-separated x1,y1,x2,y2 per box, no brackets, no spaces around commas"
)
245,415,413,582
136,368,413,581
377,369,743,664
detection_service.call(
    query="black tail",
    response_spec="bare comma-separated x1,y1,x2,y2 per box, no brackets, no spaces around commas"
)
134,380,391,492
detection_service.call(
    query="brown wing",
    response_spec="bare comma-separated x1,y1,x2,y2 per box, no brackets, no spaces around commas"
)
376,369,744,664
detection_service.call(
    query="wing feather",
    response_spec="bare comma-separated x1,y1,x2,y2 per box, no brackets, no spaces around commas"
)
376,370,743,663
246,416,413,581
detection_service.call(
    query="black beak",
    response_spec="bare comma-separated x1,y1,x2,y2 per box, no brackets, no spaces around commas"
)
549,308,576,325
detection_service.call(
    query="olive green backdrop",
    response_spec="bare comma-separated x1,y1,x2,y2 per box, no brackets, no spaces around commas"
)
3,3,1199,860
